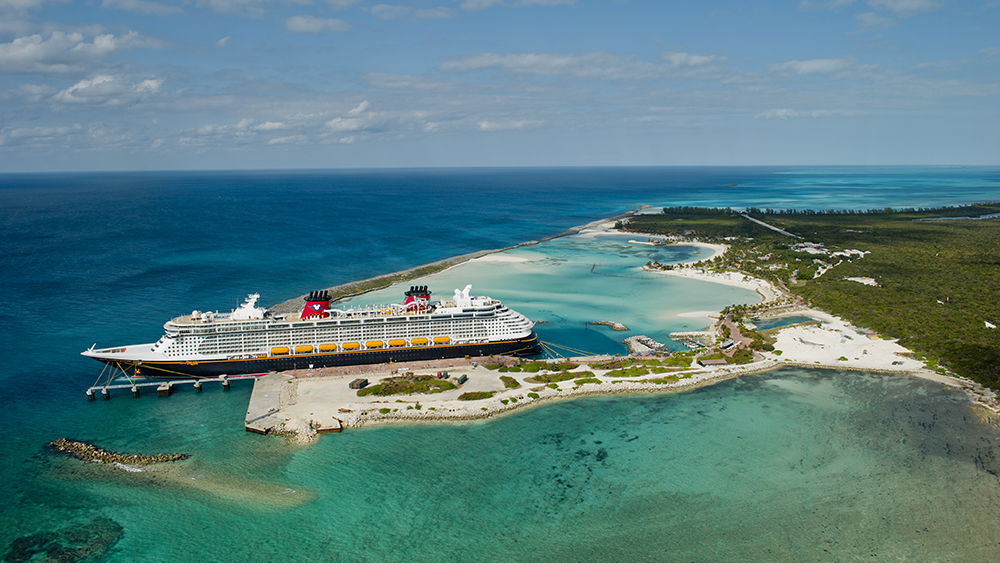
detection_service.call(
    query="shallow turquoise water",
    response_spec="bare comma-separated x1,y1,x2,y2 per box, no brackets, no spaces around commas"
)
345,232,756,355
30,368,1000,562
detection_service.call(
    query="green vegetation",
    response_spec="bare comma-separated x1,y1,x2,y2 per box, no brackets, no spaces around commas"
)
661,356,694,367
730,348,754,364
458,391,496,401
574,378,601,386
527,392,540,399
525,371,578,384
622,203,1000,388
605,366,649,377
378,408,390,414
500,375,521,389
357,374,456,397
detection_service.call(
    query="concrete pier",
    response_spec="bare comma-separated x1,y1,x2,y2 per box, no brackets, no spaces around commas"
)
86,376,250,400
244,373,292,435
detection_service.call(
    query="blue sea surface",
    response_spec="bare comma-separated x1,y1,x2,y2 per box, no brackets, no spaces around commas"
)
2,166,1000,561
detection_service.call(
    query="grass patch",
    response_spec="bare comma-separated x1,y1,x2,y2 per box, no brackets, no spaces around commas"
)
458,391,496,401
605,366,649,378
500,375,521,389
378,408,390,414
527,392,539,399
649,375,681,384
661,356,694,367
357,374,456,397
574,377,601,386
525,371,577,384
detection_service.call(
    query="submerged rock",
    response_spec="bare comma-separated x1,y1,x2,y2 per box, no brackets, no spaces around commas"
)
4,517,124,563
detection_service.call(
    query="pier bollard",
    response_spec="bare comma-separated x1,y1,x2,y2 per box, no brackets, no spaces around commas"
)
193,381,202,392
86,389,95,401
157,383,171,397
101,388,110,400
131,386,140,398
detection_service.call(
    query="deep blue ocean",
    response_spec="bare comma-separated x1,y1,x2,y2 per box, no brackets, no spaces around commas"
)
3,166,1000,562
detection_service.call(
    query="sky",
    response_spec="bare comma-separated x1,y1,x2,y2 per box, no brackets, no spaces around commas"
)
0,0,998,171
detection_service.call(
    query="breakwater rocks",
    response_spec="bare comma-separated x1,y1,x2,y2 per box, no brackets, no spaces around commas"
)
587,320,629,331
47,438,189,466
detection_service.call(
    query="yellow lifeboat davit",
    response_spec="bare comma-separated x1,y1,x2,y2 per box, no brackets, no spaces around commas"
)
271,347,290,355
318,343,338,352
388,339,406,347
295,345,313,354
342,342,360,350
433,336,451,344
411,337,428,345
366,340,384,349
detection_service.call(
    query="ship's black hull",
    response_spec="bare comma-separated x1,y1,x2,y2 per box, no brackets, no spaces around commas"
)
97,332,542,380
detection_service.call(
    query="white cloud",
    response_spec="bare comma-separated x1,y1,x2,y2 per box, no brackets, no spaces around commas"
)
754,109,868,119
457,0,501,9
798,0,856,8
662,52,726,67
856,11,895,26
101,0,183,15
370,4,454,20
415,6,454,18
268,135,305,144
348,100,369,114
326,116,367,131
981,47,1000,57
254,121,285,130
364,72,455,90
326,0,359,9
0,0,69,12
8,124,82,138
440,51,725,80
194,0,270,17
371,4,411,19
51,74,164,105
285,15,351,34
457,0,572,9
217,36,231,47
478,119,541,131
0,31,159,74
769,57,855,75
866,0,941,15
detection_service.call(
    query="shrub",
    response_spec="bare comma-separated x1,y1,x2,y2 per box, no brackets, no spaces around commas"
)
379,408,390,414
527,392,540,399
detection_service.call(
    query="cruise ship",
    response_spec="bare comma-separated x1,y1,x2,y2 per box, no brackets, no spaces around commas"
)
82,285,541,379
